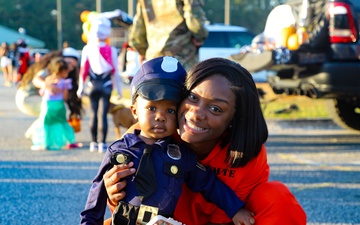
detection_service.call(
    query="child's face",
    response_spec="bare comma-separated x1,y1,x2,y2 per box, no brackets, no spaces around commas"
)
60,69,69,79
130,96,178,143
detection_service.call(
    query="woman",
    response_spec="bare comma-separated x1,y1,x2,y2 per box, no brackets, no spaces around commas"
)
103,58,306,224
16,39,30,82
0,42,12,87
8,42,19,84
16,47,82,139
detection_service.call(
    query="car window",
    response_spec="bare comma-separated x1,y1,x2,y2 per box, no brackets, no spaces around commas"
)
203,31,254,48
349,0,360,7
349,0,360,30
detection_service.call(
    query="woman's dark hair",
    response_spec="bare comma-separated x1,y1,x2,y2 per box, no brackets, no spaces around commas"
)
19,50,63,88
185,57,268,167
64,55,82,118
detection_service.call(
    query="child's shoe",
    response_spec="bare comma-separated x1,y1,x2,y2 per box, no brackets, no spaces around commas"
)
89,142,98,152
31,145,46,151
66,142,83,150
98,142,107,153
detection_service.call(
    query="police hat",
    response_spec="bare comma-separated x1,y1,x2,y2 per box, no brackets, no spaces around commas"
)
130,56,186,103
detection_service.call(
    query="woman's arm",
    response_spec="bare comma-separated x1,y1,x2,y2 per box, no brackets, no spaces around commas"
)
32,72,46,89
63,88,69,101
33,70,62,94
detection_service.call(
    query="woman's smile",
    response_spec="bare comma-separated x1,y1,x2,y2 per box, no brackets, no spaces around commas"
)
184,118,207,132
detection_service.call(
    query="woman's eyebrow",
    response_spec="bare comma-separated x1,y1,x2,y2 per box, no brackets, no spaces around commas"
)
205,96,230,104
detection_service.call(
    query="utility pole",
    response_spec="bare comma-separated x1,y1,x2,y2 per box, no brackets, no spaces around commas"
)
57,0,63,49
224,0,230,25
96,0,102,12
128,0,136,17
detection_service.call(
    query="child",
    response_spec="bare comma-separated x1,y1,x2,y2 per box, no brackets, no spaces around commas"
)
77,16,122,153
31,57,77,151
80,56,255,225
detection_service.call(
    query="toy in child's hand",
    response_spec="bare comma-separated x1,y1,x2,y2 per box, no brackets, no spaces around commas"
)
110,153,132,165
147,215,183,225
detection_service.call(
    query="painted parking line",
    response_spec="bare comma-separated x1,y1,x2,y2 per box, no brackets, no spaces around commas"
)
0,164,99,170
286,182,360,189
307,223,359,225
276,153,360,171
270,165,360,171
0,178,91,184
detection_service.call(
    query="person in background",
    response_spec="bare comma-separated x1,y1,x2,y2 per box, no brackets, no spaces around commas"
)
0,42,12,87
17,39,30,82
16,47,83,140
31,57,77,151
63,41,69,49
8,42,20,84
128,0,208,71
33,52,43,64
77,16,122,153
104,57,307,225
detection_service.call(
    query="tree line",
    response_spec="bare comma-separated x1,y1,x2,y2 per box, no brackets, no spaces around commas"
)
0,0,286,50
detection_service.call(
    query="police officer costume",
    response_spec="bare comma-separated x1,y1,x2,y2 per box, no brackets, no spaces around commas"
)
80,57,244,225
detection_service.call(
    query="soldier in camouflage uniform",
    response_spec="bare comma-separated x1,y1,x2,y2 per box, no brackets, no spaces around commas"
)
129,0,208,71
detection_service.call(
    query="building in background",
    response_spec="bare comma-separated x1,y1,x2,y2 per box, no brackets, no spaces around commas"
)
0,24,45,48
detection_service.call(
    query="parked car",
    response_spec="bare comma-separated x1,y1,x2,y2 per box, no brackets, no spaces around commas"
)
29,48,50,64
199,24,255,61
118,24,261,83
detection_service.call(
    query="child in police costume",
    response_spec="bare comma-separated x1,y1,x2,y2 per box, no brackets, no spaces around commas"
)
80,56,255,225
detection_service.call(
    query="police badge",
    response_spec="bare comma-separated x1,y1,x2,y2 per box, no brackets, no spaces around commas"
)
167,144,181,160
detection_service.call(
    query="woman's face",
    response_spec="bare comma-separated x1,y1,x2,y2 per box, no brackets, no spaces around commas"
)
178,74,236,155
63,57,78,72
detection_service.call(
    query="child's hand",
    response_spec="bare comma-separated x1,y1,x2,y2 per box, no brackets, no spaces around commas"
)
103,162,136,210
232,208,255,225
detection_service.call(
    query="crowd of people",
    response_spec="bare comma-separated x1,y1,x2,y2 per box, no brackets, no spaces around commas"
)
2,0,307,224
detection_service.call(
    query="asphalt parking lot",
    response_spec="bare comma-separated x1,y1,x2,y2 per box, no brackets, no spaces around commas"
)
1,74,359,225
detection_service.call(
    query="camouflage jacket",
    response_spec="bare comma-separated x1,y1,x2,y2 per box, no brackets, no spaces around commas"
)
129,0,208,71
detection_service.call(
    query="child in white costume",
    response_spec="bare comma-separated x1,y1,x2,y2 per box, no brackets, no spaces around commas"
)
77,16,122,153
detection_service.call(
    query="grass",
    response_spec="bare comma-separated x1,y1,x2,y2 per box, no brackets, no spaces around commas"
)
256,83,331,120
261,96,331,120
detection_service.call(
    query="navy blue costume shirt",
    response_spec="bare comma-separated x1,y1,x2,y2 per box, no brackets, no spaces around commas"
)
80,130,245,224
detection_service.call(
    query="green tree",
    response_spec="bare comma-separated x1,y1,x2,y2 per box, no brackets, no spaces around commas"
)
0,0,286,50
0,0,128,50
204,0,287,34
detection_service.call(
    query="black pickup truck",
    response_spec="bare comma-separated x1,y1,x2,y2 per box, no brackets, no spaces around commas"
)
263,0,360,131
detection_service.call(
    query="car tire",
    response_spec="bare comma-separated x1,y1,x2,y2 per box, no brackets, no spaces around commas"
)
327,98,360,131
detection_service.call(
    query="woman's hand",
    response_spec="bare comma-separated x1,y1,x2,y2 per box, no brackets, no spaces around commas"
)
44,80,61,95
232,208,255,225
103,162,136,210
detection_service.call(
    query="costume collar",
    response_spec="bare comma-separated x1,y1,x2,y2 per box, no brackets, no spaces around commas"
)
124,129,173,151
